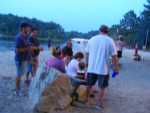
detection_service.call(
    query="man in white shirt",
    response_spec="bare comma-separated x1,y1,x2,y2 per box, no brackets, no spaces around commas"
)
86,25,119,108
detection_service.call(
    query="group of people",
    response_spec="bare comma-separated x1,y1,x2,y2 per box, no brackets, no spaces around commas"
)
15,22,43,96
15,23,120,108
40,25,120,108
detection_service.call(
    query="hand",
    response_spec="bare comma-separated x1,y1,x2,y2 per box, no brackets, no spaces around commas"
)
17,48,28,52
31,46,37,50
112,71,119,78
40,47,44,51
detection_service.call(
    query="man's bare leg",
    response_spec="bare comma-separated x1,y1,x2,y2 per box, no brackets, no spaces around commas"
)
98,88,107,108
86,86,93,106
32,61,38,77
16,76,21,92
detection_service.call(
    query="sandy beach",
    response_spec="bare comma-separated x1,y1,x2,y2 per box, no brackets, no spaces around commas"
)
0,50,150,113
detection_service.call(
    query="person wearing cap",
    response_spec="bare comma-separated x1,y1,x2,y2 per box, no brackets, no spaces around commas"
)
86,25,119,108
14,22,32,96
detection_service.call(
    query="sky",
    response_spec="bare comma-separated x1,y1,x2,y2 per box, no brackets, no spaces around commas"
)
0,0,147,33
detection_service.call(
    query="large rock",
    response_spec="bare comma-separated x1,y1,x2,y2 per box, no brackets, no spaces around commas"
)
34,74,73,113
77,85,87,102
29,67,73,113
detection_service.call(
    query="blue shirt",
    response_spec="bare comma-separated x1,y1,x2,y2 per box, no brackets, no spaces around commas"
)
15,33,30,62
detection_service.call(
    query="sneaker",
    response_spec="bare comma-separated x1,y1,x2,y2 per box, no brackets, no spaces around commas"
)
25,79,31,86
30,77,34,81
98,101,105,109
13,90,23,97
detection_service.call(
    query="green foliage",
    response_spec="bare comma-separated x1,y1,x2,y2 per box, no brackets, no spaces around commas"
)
0,13,65,44
120,10,139,31
110,4,150,49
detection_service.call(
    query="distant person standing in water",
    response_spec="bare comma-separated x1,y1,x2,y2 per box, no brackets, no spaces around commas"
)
15,22,32,96
25,27,43,85
86,25,119,108
62,40,73,67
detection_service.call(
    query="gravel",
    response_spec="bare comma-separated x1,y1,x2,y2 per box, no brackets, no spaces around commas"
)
0,51,150,113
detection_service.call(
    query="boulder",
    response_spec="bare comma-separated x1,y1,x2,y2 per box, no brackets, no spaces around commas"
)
34,75,73,113
30,67,73,113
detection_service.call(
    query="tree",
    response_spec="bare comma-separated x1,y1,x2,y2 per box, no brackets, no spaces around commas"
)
0,13,65,44
120,10,139,31
116,10,141,47
139,0,150,48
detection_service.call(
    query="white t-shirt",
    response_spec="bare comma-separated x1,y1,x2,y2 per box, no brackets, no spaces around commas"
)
116,40,125,51
66,59,79,77
86,34,117,75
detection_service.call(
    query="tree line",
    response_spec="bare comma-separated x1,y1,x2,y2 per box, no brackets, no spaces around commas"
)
0,13,65,44
109,0,150,49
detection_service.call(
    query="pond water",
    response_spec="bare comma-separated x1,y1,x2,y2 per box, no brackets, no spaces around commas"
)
0,40,15,51
0,40,48,51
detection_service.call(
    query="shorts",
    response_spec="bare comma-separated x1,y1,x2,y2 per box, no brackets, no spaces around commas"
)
117,50,122,58
28,63,32,72
70,77,87,87
28,57,38,72
87,73,109,89
15,61,28,77
32,57,38,65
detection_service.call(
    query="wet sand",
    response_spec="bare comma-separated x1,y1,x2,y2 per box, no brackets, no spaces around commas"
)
0,50,150,113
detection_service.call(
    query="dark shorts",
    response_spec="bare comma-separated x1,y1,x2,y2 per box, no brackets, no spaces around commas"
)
27,63,32,73
70,77,87,87
117,50,122,58
87,73,109,89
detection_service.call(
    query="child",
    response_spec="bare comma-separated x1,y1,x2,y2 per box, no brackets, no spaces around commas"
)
66,52,84,78
66,52,87,103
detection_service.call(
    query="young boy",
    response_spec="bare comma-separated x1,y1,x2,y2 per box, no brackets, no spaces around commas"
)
26,27,43,85
66,52,84,78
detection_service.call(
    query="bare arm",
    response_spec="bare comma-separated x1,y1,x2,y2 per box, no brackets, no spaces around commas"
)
112,55,119,72
85,53,89,67
16,48,29,52
16,46,43,53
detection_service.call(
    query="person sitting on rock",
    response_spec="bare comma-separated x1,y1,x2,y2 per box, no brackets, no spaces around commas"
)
66,52,87,102
46,47,65,73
